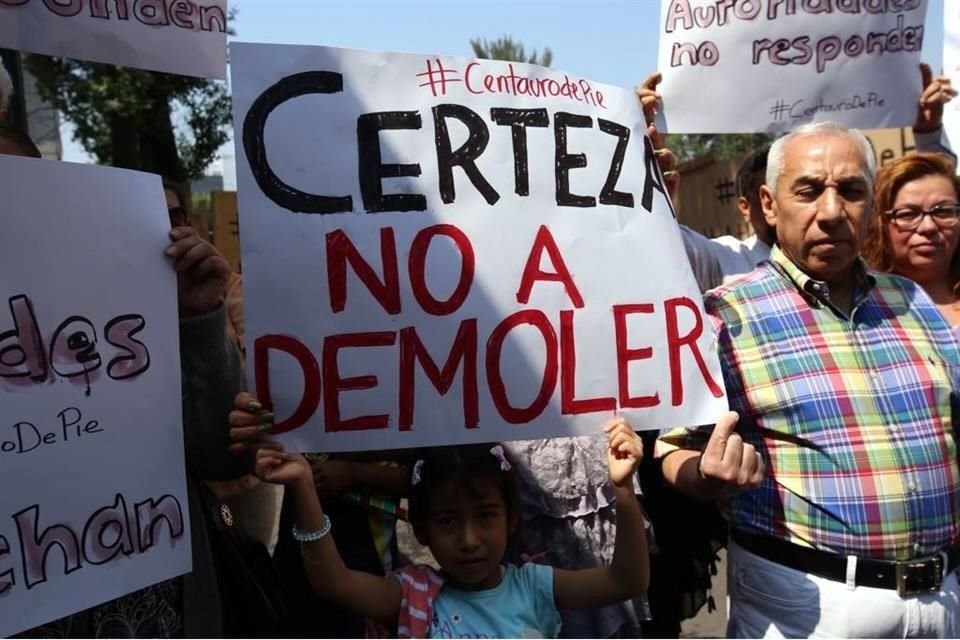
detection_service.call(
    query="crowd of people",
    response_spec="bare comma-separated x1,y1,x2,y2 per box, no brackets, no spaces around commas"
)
4,52,960,639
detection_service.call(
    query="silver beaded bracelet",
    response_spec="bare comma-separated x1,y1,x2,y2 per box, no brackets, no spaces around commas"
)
292,514,332,542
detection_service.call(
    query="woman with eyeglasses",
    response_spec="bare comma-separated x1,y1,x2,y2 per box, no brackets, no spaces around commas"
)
864,152,960,328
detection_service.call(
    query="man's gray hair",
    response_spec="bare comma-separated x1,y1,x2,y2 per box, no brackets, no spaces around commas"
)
0,63,12,114
766,121,876,194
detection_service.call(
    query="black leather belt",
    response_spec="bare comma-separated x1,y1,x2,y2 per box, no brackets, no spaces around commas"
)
731,528,960,597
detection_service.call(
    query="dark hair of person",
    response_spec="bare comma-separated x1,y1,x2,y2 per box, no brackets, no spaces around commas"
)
0,123,41,158
735,146,769,199
162,178,190,212
408,444,520,541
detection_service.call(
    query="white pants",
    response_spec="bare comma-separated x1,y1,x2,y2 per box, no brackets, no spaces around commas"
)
727,541,960,638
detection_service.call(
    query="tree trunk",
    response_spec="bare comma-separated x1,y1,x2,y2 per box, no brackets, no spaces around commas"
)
139,83,183,181
109,112,139,170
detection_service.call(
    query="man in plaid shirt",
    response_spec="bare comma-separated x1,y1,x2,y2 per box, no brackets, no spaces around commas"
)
657,122,960,638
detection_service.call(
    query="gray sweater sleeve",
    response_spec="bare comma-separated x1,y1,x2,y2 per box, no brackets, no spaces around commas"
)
915,129,957,163
179,302,248,482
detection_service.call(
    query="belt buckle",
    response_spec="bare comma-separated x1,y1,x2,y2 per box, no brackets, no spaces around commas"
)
895,554,943,597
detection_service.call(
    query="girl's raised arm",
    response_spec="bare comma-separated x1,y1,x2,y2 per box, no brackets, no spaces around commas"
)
256,447,403,625
552,420,650,609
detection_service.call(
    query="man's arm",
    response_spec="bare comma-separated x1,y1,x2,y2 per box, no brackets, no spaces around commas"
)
167,227,248,481
680,226,728,293
913,63,957,162
915,131,957,163
181,304,248,481
638,72,735,293
659,411,765,500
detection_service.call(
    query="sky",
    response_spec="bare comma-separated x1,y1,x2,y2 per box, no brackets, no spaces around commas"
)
58,0,950,172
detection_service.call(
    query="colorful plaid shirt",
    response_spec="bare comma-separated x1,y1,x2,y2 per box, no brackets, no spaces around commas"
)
657,245,960,561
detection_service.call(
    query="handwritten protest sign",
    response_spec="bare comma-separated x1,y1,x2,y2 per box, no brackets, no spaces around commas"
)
0,0,227,79
943,0,960,160
231,43,728,453
0,157,189,636
657,0,927,133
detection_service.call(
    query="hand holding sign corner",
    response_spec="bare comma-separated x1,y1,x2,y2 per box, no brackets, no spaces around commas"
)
914,62,958,134
635,71,678,198
165,227,232,317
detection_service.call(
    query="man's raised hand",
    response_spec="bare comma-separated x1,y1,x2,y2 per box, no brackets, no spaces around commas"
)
697,411,765,498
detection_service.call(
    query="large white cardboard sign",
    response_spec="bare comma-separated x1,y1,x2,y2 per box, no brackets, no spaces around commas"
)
943,0,960,161
657,0,927,133
0,157,190,637
231,43,728,453
0,0,227,79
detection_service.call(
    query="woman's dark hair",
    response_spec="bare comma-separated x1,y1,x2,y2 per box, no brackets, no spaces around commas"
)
162,178,189,211
0,123,41,158
408,443,520,542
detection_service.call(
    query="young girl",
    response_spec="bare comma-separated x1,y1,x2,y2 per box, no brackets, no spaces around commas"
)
253,418,650,638
229,393,412,636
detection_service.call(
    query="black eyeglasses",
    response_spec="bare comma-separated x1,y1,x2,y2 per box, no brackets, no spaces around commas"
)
885,203,960,231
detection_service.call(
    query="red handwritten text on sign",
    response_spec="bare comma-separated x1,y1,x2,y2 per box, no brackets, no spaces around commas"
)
252,223,723,434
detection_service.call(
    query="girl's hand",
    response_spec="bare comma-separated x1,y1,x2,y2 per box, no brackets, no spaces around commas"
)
256,447,312,487
228,392,280,457
604,417,644,488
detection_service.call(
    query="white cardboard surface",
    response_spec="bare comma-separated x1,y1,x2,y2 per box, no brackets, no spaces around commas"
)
231,42,729,453
943,0,960,160
0,157,190,636
0,0,227,79
657,0,927,133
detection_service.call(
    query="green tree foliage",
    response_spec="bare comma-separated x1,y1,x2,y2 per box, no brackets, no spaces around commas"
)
470,35,553,67
25,57,231,181
665,132,774,163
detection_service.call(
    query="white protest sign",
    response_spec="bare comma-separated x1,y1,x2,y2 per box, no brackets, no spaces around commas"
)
0,0,227,79
657,0,927,133
943,0,960,160
231,43,728,453
0,157,189,637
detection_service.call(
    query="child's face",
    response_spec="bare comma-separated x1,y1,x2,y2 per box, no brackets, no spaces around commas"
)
424,478,514,591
